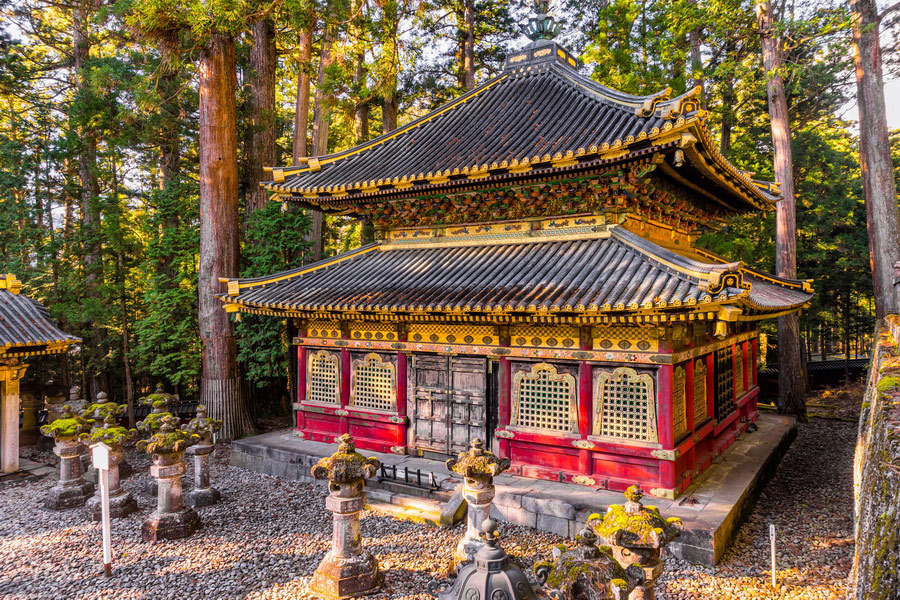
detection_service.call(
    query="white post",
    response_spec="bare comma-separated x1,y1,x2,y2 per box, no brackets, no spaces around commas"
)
92,443,113,577
769,523,776,589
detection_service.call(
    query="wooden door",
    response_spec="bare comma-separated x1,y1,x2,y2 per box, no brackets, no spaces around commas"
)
411,355,487,456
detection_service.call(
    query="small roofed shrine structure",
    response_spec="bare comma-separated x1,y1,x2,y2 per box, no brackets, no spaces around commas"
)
0,274,80,474
220,7,813,499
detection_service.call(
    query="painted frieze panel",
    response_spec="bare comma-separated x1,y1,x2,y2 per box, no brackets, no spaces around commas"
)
307,320,341,339
592,325,660,352
510,324,579,349
349,321,397,342
408,323,498,346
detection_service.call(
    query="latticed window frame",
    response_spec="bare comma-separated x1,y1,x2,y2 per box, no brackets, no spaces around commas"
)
714,347,735,422
350,352,397,413
694,359,709,424
592,367,658,444
510,362,579,435
735,344,745,395
306,350,340,405
672,366,688,439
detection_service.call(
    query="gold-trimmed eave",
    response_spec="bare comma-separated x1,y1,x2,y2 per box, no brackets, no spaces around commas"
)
261,115,776,215
0,339,79,360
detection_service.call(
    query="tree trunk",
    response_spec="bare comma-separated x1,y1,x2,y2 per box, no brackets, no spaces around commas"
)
354,58,369,143
463,0,475,90
851,0,900,319
72,2,107,400
293,23,313,163
247,17,277,219
757,0,807,421
198,34,254,440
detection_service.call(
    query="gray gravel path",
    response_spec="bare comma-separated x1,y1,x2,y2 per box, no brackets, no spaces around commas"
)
2,418,855,599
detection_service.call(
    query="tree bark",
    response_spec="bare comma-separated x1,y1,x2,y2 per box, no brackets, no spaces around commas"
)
72,2,107,400
851,0,900,318
247,17,277,219
293,23,313,163
463,0,475,90
757,0,807,421
198,34,254,440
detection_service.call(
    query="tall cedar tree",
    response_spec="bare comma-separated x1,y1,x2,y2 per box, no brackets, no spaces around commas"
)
756,0,808,420
850,0,900,318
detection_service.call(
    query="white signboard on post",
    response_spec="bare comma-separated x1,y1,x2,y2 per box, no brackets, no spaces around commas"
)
91,442,113,577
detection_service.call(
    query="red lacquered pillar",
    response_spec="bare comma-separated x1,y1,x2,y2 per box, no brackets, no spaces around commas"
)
657,364,675,490
706,353,715,421
296,345,307,431
498,357,511,458
396,352,408,446
577,361,592,476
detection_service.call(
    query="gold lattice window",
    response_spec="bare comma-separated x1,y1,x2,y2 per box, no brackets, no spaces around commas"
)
307,350,339,405
594,367,657,442
694,359,708,424
511,363,578,433
350,353,396,412
673,366,687,439
735,345,745,394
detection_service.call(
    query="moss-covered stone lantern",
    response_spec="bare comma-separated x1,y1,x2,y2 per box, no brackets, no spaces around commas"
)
40,405,95,510
182,405,223,507
137,415,201,542
80,415,138,520
446,438,511,565
138,383,178,412
428,519,538,600
588,486,682,600
309,433,381,599
533,526,638,600
80,393,131,481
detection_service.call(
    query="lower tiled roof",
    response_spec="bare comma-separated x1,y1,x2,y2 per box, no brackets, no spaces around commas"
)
221,228,812,318
0,275,80,355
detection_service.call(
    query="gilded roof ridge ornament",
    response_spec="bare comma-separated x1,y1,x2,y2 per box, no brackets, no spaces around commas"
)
521,0,562,42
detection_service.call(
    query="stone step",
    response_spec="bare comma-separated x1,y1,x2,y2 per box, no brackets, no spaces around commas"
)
366,489,466,528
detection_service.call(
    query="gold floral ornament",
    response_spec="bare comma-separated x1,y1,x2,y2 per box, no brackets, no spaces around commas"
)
311,434,380,483
137,415,199,455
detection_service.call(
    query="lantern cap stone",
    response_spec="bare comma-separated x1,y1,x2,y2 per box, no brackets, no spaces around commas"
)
137,415,199,455
311,434,380,483
40,405,93,440
589,486,683,549
80,414,137,446
445,438,511,480
183,404,223,441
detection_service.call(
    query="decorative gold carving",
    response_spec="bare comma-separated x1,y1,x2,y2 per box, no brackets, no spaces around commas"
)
635,87,672,117
511,325,579,349
307,350,340,405
572,439,594,449
651,449,681,461
512,363,578,433
735,347,745,394
334,409,349,417
388,415,407,424
308,320,341,339
594,367,657,442
649,487,677,500
592,326,659,352
350,353,397,412
572,475,596,486
408,323,498,346
672,366,687,438
390,445,408,455
494,430,515,439
694,359,708,423
350,321,397,341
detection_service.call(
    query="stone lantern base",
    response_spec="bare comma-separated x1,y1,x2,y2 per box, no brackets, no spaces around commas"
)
186,486,220,508
44,480,95,510
310,550,381,599
141,508,201,542
87,490,138,521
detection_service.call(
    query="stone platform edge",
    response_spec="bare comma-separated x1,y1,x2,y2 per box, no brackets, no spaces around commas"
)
230,413,796,567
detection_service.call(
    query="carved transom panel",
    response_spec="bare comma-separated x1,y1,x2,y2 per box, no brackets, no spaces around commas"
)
511,363,578,433
673,366,687,438
592,326,660,352
693,359,708,424
307,320,341,339
594,367,657,442
408,324,498,346
350,353,396,412
735,345,745,394
307,350,340,405
511,325,579,349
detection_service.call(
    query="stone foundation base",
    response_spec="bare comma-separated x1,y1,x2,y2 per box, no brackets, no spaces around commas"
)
87,491,138,520
44,481,95,510
141,508,201,542
310,551,381,599
119,460,133,479
143,480,158,498
186,487,220,508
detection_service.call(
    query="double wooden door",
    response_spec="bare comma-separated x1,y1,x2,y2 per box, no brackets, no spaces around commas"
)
411,355,489,457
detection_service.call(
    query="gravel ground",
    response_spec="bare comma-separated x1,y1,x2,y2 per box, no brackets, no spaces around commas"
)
2,418,855,600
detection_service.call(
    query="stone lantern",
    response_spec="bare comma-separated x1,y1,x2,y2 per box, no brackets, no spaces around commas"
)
533,526,638,600
136,394,175,497
137,415,201,542
40,405,94,510
80,393,130,481
182,405,223,507
588,486,682,600
80,415,139,520
138,383,178,414
446,438,510,565
309,433,381,599
428,519,538,600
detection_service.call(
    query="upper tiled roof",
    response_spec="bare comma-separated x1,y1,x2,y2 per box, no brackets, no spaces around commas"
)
0,275,80,357
220,228,811,318
263,58,778,212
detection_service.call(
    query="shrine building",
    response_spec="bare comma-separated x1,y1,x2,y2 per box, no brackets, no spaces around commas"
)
220,27,813,499
0,273,80,474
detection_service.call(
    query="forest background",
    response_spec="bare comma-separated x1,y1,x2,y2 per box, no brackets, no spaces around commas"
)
0,0,895,427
